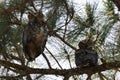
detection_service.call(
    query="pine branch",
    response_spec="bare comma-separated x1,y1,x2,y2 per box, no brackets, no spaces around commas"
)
0,60,120,79
42,53,52,69
46,47,63,69
53,32,77,50
0,0,33,15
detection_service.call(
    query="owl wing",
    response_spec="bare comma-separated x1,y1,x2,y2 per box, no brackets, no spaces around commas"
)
23,23,48,61
22,25,34,61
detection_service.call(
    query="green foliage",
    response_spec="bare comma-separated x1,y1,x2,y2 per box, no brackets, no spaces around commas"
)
67,2,98,42
0,13,22,56
0,0,120,80
45,0,74,30
85,2,97,26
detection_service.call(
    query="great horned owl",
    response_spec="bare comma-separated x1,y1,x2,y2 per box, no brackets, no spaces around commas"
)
75,39,98,68
22,11,48,61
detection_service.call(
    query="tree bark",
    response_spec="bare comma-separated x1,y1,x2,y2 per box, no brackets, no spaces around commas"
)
0,60,120,79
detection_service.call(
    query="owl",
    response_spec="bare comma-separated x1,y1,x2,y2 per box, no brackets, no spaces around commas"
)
22,11,48,61
75,39,98,68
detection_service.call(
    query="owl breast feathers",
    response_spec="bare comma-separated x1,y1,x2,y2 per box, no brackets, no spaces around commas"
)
75,39,98,68
75,49,98,68
22,12,48,61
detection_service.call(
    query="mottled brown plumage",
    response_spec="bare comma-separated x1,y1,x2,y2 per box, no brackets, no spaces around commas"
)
23,11,48,61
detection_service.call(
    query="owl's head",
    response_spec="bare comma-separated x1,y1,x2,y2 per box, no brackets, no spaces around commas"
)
28,11,44,23
78,38,95,49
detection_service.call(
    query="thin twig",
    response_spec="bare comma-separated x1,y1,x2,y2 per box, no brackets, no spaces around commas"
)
31,1,37,12
46,47,63,69
98,72,109,80
14,45,25,65
53,32,77,50
39,0,44,11
46,0,62,21
63,47,78,80
98,72,105,80
42,53,52,69
86,74,92,80
63,48,72,68
0,0,33,15
63,25,68,40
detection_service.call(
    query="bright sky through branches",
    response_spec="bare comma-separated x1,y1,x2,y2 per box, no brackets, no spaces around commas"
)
72,0,120,80
0,0,120,80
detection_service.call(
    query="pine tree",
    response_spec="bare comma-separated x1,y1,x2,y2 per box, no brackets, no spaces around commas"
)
0,0,120,80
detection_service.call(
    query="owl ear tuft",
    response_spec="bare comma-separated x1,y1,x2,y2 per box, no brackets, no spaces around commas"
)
37,11,44,21
28,12,35,22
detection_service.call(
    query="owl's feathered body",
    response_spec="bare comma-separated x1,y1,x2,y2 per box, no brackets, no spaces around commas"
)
23,12,48,61
75,48,98,67
75,39,98,68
